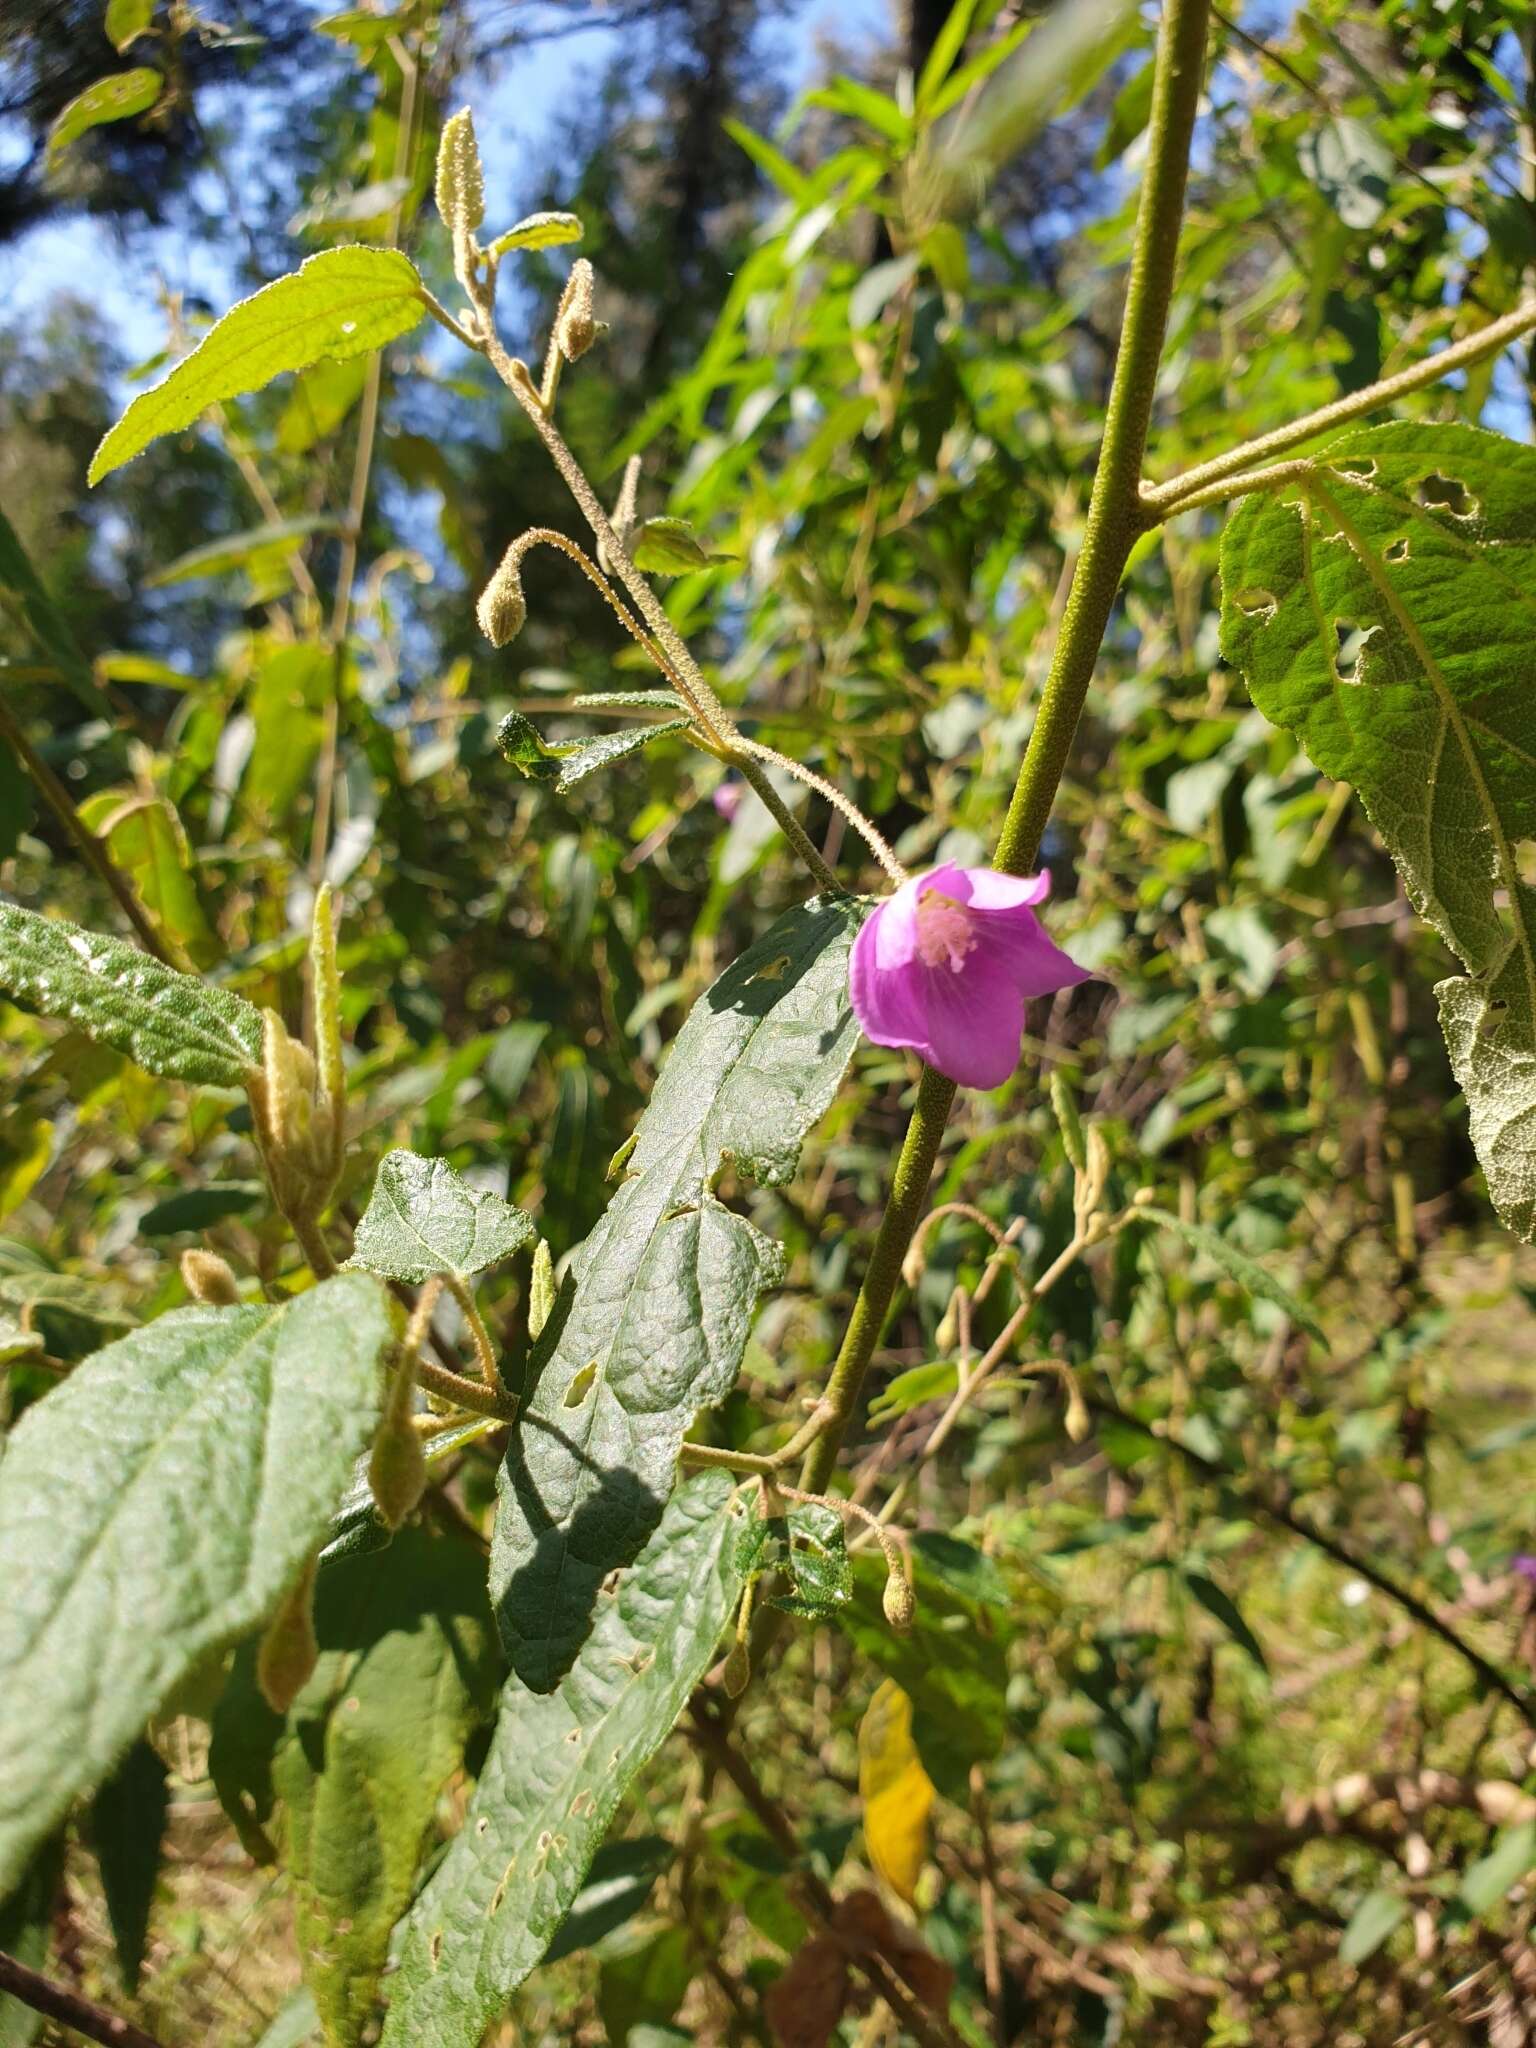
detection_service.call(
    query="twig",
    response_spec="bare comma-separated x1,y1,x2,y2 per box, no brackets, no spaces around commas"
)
0,1950,166,2048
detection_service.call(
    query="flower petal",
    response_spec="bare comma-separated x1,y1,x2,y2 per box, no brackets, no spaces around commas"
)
850,901,931,1046
976,909,1093,1000
951,866,1052,912
911,957,1027,1090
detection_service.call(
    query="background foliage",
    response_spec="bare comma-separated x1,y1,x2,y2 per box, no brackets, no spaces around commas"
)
7,1,1536,2043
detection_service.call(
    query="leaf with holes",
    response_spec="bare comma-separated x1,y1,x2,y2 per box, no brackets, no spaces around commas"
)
47,67,161,160
1221,422,1536,1241
492,895,864,1690
0,900,264,1085
89,248,427,483
379,1472,743,2047
209,1527,500,2048
0,1274,389,1899
350,1150,535,1285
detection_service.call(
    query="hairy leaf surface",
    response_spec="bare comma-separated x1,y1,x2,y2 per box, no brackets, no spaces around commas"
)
90,248,427,482
350,1149,535,1285
381,1472,742,2045
0,1275,389,1896
492,896,863,1689
0,901,263,1084
1221,422,1536,1240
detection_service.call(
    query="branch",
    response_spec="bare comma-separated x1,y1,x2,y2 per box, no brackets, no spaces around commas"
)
0,1951,166,2048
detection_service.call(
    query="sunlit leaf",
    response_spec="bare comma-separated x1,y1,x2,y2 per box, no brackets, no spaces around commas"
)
488,210,584,255
350,1148,535,1284
47,68,161,162
858,1680,934,1906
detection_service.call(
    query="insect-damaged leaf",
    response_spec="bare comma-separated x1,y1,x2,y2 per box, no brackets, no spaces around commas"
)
0,1275,389,1898
209,1527,501,2048
350,1149,535,1285
90,247,427,482
0,900,264,1085
492,895,864,1691
1221,422,1536,1242
495,708,692,792
379,1473,743,2047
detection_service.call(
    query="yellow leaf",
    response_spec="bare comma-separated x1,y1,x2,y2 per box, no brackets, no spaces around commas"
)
0,1120,54,1222
858,1678,934,1906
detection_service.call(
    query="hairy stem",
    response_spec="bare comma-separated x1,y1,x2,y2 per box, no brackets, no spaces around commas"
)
1141,295,1536,517
803,0,1212,1496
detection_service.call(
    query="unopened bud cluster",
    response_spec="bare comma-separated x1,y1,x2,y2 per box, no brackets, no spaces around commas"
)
435,107,485,243
250,1011,342,1226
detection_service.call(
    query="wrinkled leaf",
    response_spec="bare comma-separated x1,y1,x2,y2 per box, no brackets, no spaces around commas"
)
380,1473,743,2045
0,1274,389,1897
496,707,692,792
210,1527,500,2047
90,247,427,482
492,897,864,1689
350,1149,535,1285
1221,423,1536,1241
0,900,263,1085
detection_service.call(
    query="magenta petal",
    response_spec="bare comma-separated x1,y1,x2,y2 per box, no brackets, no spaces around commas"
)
953,866,1052,912
911,958,1027,1089
850,901,929,1047
980,911,1093,999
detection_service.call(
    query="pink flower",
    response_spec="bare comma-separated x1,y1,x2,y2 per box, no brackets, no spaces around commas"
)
849,862,1090,1089
712,779,744,821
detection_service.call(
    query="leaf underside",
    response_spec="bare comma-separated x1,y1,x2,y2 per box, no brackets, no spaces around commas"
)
0,1275,389,1897
0,900,264,1085
492,894,865,1690
1221,421,1536,1242
380,1471,743,2047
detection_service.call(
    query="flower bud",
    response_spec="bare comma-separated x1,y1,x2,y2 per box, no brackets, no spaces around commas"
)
882,1562,915,1633
554,259,607,363
257,1556,319,1714
249,1011,339,1228
369,1412,427,1530
528,1238,556,1340
181,1248,240,1305
1065,1381,1090,1443
434,107,485,240
721,1639,751,1698
477,543,528,647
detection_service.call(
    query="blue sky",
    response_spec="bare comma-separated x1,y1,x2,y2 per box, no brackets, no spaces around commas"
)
2,0,891,355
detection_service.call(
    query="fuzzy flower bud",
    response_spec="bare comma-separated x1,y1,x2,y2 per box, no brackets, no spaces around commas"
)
181,1248,241,1305
369,1411,427,1530
554,259,607,363
435,107,485,240
476,542,528,648
721,1639,752,1698
257,1555,319,1714
882,1561,915,1633
250,1011,339,1228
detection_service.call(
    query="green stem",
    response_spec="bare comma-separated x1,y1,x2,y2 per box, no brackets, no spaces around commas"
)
731,754,841,893
802,0,1212,1495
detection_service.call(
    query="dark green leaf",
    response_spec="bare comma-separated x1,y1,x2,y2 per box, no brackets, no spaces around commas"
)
90,1740,168,1992
350,1149,535,1285
1183,1570,1269,1674
140,1182,264,1237
380,1473,744,2046
0,503,114,717
0,901,264,1085
541,1836,672,1964
0,1273,389,1897
492,897,864,1689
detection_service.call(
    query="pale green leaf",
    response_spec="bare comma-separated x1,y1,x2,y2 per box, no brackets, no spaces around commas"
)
488,210,584,256
350,1149,535,1284
630,517,724,575
0,1274,390,1898
1138,1207,1325,1340
0,900,263,1085
89,247,427,483
570,690,686,713
46,68,161,162
146,517,337,588
1460,1819,1536,1915
209,1527,500,2048
104,0,154,50
867,1360,959,1423
1220,422,1536,1241
380,1473,743,2046
1339,1887,1407,1966
74,791,216,967
493,896,864,1690
0,1314,43,1366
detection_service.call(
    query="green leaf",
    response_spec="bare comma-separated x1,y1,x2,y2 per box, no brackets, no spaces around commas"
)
209,1527,500,2048
837,1554,1007,1803
488,210,584,256
541,1836,672,1964
379,1472,743,2046
0,1273,389,1898
805,76,914,149
74,790,216,966
738,1501,852,1619
244,643,331,822
630,517,726,575
251,1992,319,2048
1220,422,1536,1241
0,900,264,1085
146,517,337,588
139,1182,264,1236
0,502,114,718
350,1149,535,1285
1459,1819,1536,1916
570,690,687,713
1137,1207,1325,1341
46,68,161,161
868,1360,958,1424
492,897,863,1689
1297,116,1393,231
104,0,154,50
1182,1570,1269,1674
557,720,692,789
0,1314,43,1367
89,247,427,483
90,1741,168,1992
1338,1887,1407,1966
